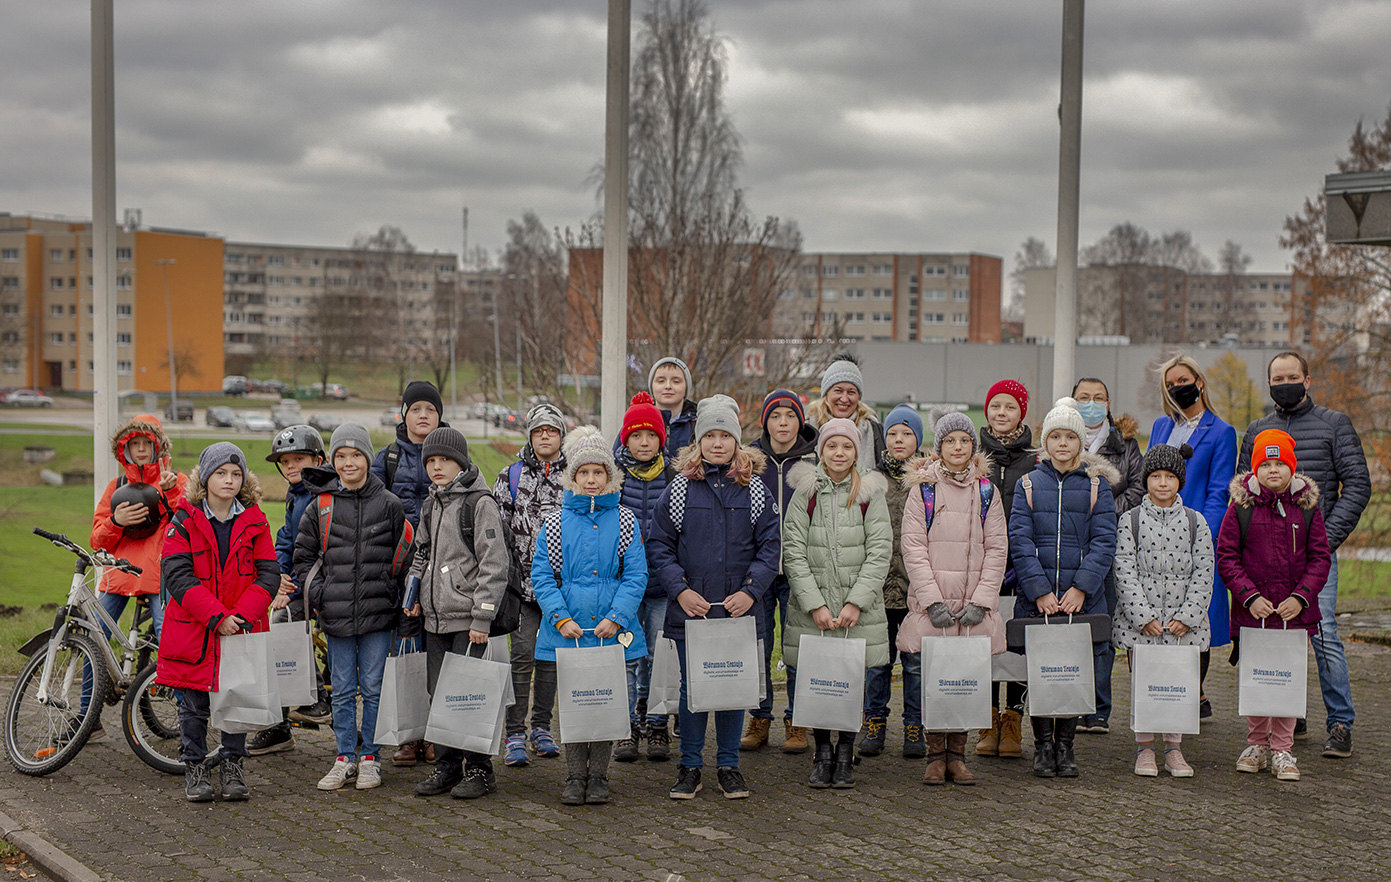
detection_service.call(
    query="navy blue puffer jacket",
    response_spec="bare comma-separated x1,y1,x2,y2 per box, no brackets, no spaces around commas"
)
618,453,673,598
1008,454,1118,619
370,420,450,529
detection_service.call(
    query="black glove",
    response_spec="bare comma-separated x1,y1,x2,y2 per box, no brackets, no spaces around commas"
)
956,604,988,628
926,603,956,629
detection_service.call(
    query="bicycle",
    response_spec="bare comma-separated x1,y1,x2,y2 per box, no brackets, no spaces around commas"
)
4,528,192,776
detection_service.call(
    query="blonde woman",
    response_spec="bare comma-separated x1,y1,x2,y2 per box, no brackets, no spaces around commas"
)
1145,353,1236,719
806,354,885,470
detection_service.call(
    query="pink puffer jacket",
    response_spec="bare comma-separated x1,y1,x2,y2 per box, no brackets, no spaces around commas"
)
897,453,1010,654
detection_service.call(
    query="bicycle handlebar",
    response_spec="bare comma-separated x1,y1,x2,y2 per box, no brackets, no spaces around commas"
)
32,527,142,575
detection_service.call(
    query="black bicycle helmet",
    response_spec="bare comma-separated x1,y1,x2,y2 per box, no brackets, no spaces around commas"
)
266,424,326,462
110,481,164,540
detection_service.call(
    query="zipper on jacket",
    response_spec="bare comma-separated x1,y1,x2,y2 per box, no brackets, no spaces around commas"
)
1054,472,1064,595
1292,520,1299,556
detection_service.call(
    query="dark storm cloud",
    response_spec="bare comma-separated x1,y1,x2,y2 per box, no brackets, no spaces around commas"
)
1,0,1387,273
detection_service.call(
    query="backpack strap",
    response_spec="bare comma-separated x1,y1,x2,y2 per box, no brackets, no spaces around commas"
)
978,478,994,527
316,493,333,556
1089,475,1100,512
750,483,767,525
1021,473,1033,509
667,476,689,533
806,495,818,519
391,519,414,578
540,510,565,586
920,482,937,534
616,507,637,580
1129,507,1141,543
507,461,523,502
383,442,401,488
1236,505,1253,548
1185,508,1198,549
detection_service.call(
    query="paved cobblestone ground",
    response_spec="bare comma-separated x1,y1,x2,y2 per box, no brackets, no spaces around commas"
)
1,640,1388,882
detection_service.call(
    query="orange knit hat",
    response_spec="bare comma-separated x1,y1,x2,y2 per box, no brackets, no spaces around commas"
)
1251,429,1296,473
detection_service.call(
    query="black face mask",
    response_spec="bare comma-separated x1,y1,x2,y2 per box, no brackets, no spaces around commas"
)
1270,382,1307,411
1169,382,1201,410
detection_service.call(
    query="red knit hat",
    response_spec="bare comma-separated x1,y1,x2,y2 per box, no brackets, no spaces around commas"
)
985,379,1029,419
621,392,666,446
1251,429,1296,473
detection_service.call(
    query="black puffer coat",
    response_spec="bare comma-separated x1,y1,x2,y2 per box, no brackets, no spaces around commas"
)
1239,394,1370,550
293,466,412,638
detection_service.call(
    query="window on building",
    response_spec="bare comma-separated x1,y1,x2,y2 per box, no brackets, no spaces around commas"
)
822,266,839,277
924,289,945,301
117,332,131,345
844,288,865,300
872,312,892,324
802,288,816,300
952,314,969,326
952,265,969,277
116,275,132,290
269,275,285,285
50,277,64,290
49,304,64,317
872,288,892,300
117,360,132,375
1,331,18,344
924,313,944,324
49,332,64,345
821,289,839,301
50,249,65,262
952,289,969,301
872,264,893,277
1,249,19,262
2,303,20,316
116,303,132,318
1,360,19,374
1,277,17,290
268,255,284,265
844,265,866,277
116,247,132,262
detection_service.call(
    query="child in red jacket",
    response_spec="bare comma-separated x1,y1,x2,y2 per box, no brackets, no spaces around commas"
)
1216,429,1330,783
159,442,278,803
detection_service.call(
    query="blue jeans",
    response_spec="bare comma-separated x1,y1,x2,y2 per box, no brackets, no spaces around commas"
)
898,652,924,727
326,629,393,759
82,590,166,715
626,595,670,725
175,688,246,764
864,607,907,723
674,638,743,769
753,576,792,721
1312,555,1355,730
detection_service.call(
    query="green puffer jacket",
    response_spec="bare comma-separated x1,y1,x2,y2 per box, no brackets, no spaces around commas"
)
781,462,893,668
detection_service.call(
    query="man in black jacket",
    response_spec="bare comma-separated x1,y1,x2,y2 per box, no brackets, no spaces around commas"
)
1239,352,1370,759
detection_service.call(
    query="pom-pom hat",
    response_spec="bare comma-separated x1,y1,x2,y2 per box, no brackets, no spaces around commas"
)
1039,397,1085,441
621,392,666,446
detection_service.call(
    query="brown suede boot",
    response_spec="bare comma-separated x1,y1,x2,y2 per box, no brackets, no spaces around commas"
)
946,732,977,785
391,741,419,767
740,716,771,750
781,721,809,754
975,708,1001,756
922,733,948,785
998,710,1023,758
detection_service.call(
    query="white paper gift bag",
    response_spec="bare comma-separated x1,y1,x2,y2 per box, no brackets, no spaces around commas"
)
684,616,760,712
1025,621,1096,718
374,645,430,746
1129,643,1200,735
790,634,866,732
1238,625,1309,719
556,643,631,743
921,634,993,731
647,630,682,716
269,621,316,709
209,631,282,734
424,651,511,754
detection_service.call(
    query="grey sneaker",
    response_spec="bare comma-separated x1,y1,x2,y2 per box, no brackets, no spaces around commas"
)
317,757,358,790
220,756,249,801
1321,724,1352,758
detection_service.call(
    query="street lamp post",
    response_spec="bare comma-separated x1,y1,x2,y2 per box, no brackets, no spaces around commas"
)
154,259,178,420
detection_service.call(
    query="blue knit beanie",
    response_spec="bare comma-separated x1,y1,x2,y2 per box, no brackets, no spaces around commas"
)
883,404,924,448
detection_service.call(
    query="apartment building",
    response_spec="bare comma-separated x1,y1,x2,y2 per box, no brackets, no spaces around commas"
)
0,212,223,392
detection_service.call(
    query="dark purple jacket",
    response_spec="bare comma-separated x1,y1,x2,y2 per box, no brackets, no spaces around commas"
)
1216,472,1331,639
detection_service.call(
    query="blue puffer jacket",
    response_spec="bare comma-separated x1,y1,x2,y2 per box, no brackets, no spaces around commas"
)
663,401,698,459
1009,453,1119,619
370,420,450,529
647,456,782,640
530,489,649,662
275,479,315,596
617,452,674,598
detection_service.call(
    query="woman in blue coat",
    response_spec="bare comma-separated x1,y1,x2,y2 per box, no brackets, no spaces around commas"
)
1010,399,1118,780
531,428,649,806
1146,354,1236,718
646,395,782,801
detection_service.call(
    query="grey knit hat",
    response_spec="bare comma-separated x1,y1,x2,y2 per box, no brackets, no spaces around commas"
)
421,426,471,469
647,356,692,398
329,423,374,461
198,441,246,481
820,358,864,398
1142,442,1192,491
1039,397,1086,441
930,408,977,456
562,426,616,482
694,394,742,443
525,403,567,439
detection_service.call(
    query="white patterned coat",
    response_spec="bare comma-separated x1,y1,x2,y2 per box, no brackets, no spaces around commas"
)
1111,495,1214,649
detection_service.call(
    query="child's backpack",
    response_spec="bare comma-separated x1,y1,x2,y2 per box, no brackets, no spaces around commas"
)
1128,506,1199,551
920,477,994,535
1019,471,1100,512
449,489,525,636
664,475,769,532
303,492,415,599
1233,504,1315,548
539,507,639,590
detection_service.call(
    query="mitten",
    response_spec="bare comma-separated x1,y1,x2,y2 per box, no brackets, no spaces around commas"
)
926,603,955,629
956,604,988,628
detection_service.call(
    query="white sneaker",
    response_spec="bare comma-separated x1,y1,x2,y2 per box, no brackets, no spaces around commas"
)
318,757,358,791
1235,745,1270,773
1270,750,1300,781
355,758,382,790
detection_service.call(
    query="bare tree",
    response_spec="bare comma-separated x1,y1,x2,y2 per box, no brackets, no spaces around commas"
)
348,225,420,389
1154,231,1212,343
1082,222,1156,339
503,212,569,404
1007,237,1052,322
1216,240,1252,339
301,287,361,395
159,342,202,389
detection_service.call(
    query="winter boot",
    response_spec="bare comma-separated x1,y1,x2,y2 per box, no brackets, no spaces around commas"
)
902,723,927,759
975,708,1001,756
740,716,771,750
184,760,215,803
808,739,834,789
585,774,610,804
945,732,976,785
220,755,250,801
560,775,587,806
647,721,671,761
998,709,1024,758
1054,717,1079,778
781,721,809,754
613,722,640,762
1031,718,1056,778
831,738,856,789
922,733,948,785
857,717,887,757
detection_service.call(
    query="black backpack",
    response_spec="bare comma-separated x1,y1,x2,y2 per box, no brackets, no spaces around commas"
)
449,488,525,636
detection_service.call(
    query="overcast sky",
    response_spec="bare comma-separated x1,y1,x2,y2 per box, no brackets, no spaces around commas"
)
2,1,1388,280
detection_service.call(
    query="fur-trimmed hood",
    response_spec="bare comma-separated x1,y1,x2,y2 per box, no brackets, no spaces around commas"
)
675,442,767,486
903,450,995,489
1038,450,1121,486
562,468,624,496
110,414,171,484
1228,471,1320,510
186,465,264,507
788,460,888,503
1113,413,1139,441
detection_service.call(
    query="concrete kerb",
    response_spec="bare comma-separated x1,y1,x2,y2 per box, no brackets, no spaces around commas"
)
0,809,107,882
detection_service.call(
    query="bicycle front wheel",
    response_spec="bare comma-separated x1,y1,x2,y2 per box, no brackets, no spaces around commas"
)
122,662,187,775
4,632,109,776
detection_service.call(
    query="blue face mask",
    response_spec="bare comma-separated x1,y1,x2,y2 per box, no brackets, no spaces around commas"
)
1076,401,1108,428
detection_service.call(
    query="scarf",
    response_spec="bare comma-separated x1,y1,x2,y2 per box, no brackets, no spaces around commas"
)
985,423,1028,447
878,450,910,481
1084,423,1108,455
618,446,666,482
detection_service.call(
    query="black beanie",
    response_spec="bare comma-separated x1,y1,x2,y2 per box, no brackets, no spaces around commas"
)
421,427,470,469
401,380,443,417
1142,443,1192,491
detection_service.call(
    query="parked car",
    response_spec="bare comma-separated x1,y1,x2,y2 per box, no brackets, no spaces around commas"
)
205,406,238,428
222,376,249,396
308,412,343,433
1,389,55,408
379,409,403,428
163,400,194,423
237,411,276,432
494,410,521,431
251,378,292,396
305,382,349,400
271,400,304,431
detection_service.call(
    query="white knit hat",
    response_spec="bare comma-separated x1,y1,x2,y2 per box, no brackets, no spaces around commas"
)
1039,397,1086,441
562,426,616,481
694,394,742,443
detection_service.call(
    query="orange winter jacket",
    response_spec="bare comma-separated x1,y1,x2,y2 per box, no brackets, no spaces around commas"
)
90,415,187,596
